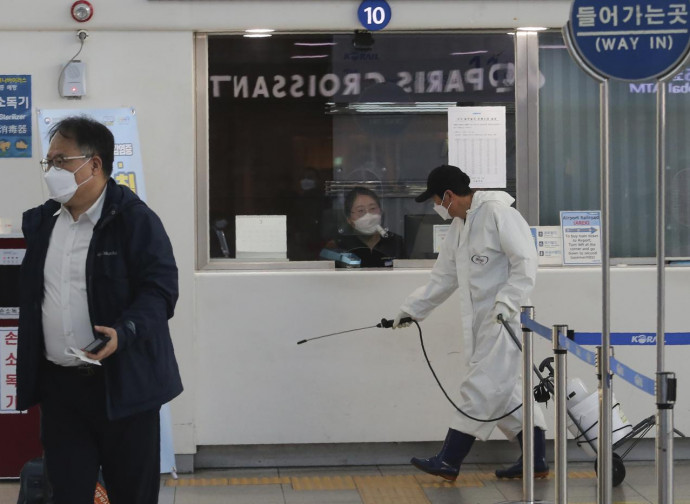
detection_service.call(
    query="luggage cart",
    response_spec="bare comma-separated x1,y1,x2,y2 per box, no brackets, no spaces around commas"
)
537,357,686,487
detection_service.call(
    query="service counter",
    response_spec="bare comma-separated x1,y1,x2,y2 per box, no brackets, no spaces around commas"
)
193,266,690,449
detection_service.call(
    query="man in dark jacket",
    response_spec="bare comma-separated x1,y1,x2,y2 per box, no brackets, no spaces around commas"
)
17,116,183,504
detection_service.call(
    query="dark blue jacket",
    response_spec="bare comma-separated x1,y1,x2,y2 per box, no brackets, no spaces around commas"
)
17,179,183,420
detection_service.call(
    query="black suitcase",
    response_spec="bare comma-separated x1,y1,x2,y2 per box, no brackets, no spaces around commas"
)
16,458,52,504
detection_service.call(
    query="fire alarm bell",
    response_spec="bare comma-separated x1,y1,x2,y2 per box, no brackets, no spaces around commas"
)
71,1,94,22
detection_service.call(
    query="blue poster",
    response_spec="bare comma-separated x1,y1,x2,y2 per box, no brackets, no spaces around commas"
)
37,108,147,201
0,75,31,158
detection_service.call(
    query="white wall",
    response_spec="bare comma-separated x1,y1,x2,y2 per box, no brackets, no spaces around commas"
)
3,0,686,459
0,1,571,32
0,29,197,454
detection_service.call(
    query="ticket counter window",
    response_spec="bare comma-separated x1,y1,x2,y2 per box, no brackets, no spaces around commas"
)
204,32,517,266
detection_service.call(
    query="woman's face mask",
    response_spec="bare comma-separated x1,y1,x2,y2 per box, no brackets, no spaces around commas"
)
433,192,452,221
43,157,93,204
352,212,382,235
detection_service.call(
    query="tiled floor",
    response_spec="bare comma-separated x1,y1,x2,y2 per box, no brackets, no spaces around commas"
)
3,460,689,504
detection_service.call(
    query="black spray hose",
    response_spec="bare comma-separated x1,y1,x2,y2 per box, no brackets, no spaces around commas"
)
413,318,523,423
297,316,547,423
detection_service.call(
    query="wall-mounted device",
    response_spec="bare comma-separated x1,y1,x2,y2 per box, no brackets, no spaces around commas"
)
71,0,93,22
59,60,86,98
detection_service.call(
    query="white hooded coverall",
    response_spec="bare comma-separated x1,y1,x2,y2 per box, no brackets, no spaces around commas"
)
400,191,547,441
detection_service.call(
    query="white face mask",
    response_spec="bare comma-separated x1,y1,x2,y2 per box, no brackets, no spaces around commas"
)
300,178,316,191
433,192,452,221
352,212,382,235
43,158,93,204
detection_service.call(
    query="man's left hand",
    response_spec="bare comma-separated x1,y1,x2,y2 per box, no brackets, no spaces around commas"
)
492,302,513,324
86,325,119,361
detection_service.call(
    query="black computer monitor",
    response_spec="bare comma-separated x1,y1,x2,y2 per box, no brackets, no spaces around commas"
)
404,213,449,259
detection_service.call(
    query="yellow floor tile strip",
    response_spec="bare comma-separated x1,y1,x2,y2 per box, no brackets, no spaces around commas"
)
567,470,597,479
290,476,356,491
166,476,289,487
354,475,431,504
416,472,485,488
472,469,597,481
164,468,598,489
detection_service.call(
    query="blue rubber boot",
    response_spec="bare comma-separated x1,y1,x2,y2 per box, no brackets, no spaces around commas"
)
410,429,475,481
495,428,549,479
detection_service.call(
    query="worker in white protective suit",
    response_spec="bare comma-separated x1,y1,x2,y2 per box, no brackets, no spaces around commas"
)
392,164,548,482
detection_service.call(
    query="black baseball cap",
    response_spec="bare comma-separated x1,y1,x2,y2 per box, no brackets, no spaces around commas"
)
415,164,472,202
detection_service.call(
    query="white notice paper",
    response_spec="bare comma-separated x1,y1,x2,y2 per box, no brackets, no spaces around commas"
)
560,211,602,266
448,106,506,188
432,224,451,254
236,215,287,260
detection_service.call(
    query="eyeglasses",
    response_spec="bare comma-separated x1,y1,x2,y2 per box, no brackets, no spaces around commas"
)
350,205,381,218
39,155,89,173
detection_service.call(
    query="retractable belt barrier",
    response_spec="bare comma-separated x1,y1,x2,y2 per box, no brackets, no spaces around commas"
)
574,332,690,346
518,309,683,504
521,313,659,396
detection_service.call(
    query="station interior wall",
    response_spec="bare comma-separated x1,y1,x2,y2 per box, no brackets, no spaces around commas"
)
2,0,688,465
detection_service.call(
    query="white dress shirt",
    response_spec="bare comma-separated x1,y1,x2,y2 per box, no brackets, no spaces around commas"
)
42,188,107,366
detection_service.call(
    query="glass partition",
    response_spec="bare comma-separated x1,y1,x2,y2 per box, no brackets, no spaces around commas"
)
205,32,517,267
538,31,690,259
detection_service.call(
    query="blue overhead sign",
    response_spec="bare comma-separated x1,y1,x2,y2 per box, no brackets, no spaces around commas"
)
569,0,690,81
357,0,391,31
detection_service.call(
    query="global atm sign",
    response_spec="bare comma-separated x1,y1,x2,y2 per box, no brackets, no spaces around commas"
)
569,0,690,81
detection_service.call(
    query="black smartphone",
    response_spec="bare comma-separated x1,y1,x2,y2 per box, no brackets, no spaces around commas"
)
82,335,111,354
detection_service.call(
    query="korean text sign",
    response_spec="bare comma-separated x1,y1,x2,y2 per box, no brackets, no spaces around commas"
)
1,328,19,413
0,75,31,158
569,0,690,80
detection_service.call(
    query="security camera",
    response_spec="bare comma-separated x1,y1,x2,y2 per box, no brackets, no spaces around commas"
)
352,30,374,51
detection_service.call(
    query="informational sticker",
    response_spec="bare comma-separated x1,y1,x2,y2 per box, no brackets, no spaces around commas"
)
569,0,690,81
560,211,602,265
448,106,506,188
357,0,392,31
0,75,31,159
37,108,147,200
629,65,690,94
530,226,563,266
0,308,19,320
0,328,19,414
0,249,25,266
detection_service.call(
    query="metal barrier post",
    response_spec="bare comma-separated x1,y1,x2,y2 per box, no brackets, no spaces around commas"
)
562,25,612,504
552,325,569,504
521,306,535,502
596,344,613,504
597,76,613,504
657,372,676,504
655,75,674,504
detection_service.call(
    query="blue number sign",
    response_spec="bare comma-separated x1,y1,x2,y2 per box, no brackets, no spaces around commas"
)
358,0,392,31
569,0,690,81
